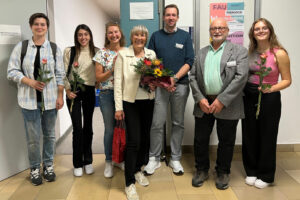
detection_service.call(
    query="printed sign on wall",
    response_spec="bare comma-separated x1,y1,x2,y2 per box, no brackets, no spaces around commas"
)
210,2,244,45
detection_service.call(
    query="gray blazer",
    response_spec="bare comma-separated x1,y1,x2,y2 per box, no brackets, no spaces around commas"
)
189,41,248,120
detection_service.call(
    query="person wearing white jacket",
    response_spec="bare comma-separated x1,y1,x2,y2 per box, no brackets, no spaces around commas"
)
114,25,156,200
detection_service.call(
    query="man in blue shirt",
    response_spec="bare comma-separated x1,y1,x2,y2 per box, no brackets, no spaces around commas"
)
144,4,194,176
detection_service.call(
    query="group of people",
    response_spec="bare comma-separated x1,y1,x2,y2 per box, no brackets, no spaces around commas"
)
7,3,291,200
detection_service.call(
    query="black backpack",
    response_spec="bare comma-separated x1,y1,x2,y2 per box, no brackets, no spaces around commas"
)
20,40,57,74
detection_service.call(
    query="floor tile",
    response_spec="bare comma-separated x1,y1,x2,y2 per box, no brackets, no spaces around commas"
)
232,186,288,200
277,185,300,199
172,172,213,195
285,170,300,184
107,188,127,200
178,194,217,200
66,174,110,200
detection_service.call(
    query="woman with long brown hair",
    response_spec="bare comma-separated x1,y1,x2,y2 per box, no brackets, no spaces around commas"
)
64,24,98,177
242,18,291,188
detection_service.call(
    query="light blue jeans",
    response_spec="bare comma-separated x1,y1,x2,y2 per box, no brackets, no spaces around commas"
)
149,84,190,161
99,89,115,161
22,103,57,169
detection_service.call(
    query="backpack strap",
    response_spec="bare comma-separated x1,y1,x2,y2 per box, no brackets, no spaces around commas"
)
50,42,57,63
20,40,29,74
67,46,76,78
20,40,57,74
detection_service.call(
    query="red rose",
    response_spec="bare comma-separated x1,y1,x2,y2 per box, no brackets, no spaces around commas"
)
260,53,268,59
73,62,79,68
42,58,47,64
159,64,164,70
144,59,152,66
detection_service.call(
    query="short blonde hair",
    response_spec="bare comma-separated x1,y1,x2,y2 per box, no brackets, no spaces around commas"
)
130,25,149,44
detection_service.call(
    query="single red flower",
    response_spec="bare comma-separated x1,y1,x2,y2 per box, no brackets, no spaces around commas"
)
159,64,164,70
42,58,47,64
144,59,152,66
260,53,268,59
73,62,79,68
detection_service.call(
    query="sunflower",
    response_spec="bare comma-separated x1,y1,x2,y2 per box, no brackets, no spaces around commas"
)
154,68,162,77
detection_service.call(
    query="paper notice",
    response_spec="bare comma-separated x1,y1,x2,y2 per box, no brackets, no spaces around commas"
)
0,24,21,45
130,2,154,20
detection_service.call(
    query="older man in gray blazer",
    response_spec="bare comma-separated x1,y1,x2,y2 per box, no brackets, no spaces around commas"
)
189,18,248,190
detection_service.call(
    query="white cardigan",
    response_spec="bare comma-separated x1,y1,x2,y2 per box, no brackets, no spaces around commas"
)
114,45,156,111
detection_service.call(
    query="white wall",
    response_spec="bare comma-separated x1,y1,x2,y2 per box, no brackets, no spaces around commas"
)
52,0,111,136
261,0,300,144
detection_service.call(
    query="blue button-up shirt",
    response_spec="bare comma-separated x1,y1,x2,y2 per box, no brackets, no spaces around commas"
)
7,38,65,110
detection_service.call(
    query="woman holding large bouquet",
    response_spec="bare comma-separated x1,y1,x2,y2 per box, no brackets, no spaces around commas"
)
114,25,156,200
93,22,126,178
242,18,291,189
63,24,98,177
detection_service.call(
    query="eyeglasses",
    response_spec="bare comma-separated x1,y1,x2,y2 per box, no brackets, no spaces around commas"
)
254,26,269,32
210,27,228,32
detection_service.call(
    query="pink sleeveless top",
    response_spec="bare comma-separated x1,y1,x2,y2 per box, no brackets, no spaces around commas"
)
248,49,279,85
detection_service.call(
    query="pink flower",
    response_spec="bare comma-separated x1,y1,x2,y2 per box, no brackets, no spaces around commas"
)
42,58,47,64
260,53,268,59
73,62,79,68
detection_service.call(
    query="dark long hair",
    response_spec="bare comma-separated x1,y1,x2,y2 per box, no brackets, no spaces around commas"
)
248,18,286,55
74,24,96,59
104,22,126,48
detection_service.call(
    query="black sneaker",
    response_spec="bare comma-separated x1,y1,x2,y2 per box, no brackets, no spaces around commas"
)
215,173,229,190
30,168,42,186
192,170,208,187
43,165,56,182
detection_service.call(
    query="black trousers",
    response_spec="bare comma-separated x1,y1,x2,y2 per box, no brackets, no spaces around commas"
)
123,99,154,186
66,85,95,168
242,83,281,183
194,114,238,174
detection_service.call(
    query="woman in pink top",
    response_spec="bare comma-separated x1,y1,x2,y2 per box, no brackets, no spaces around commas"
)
242,18,291,189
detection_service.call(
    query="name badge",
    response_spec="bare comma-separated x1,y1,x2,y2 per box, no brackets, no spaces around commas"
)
175,43,184,49
227,60,236,67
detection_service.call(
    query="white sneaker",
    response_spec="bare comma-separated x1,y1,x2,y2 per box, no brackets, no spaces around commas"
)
254,179,270,189
113,161,125,171
169,160,184,175
104,161,113,178
143,157,161,175
125,184,139,200
84,164,94,175
134,171,149,186
245,176,257,186
73,168,83,177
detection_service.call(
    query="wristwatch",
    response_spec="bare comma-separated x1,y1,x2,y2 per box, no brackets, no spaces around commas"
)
173,75,179,83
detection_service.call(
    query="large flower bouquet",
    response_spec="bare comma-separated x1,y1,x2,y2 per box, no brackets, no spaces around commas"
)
134,57,174,91
255,53,272,119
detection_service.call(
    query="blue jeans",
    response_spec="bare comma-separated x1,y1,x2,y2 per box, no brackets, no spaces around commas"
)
99,89,115,161
22,103,57,169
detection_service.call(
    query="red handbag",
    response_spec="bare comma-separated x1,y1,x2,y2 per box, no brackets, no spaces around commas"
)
112,120,126,163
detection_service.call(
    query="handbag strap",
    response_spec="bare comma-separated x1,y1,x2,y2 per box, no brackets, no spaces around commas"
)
116,119,125,128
